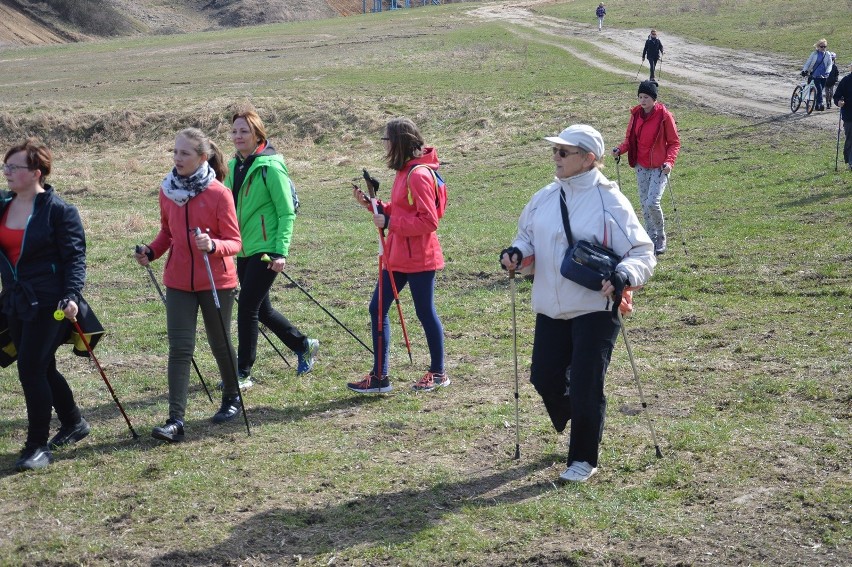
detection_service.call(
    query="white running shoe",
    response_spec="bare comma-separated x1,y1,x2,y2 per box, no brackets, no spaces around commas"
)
558,461,598,483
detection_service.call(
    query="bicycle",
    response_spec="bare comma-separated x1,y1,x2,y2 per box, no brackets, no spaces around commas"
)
791,74,817,114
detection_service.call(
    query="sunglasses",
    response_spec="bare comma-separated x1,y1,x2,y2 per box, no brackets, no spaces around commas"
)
552,147,585,158
818,45,827,48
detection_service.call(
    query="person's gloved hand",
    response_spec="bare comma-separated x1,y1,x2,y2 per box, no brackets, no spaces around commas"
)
499,247,523,271
801,70,808,77
609,271,630,318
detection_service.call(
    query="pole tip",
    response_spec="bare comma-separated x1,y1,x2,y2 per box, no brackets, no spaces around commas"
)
655,446,663,458
514,445,520,460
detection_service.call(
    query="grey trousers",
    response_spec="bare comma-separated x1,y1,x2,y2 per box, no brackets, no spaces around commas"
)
635,165,668,240
166,287,238,422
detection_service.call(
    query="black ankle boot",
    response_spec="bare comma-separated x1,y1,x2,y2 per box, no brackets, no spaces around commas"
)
212,395,242,424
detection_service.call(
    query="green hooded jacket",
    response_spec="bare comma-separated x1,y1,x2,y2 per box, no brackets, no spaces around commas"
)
225,149,295,258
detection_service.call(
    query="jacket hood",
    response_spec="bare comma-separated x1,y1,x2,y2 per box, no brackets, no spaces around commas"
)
404,146,440,170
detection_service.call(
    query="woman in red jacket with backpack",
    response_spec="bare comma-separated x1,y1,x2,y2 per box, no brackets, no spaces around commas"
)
348,117,448,394
613,80,681,255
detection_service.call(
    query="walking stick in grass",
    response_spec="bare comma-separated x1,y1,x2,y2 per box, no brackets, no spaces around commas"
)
362,169,413,364
136,245,214,403
55,303,139,439
194,228,250,436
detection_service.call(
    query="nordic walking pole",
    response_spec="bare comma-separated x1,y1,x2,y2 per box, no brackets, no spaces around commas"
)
194,228,250,436
635,60,644,80
260,254,372,354
362,171,413,364
836,111,843,172
55,304,139,439
665,172,688,255
509,268,520,460
617,310,663,458
614,153,622,189
136,246,214,403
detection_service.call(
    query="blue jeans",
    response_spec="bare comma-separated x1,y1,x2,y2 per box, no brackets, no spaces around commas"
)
370,269,444,376
530,311,619,467
814,77,827,108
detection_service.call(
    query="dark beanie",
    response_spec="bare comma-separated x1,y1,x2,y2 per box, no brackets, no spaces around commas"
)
638,80,658,100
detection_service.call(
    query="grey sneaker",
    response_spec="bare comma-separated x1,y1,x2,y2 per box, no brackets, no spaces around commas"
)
296,338,319,376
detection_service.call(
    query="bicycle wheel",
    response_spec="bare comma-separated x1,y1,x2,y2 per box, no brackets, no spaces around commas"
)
805,85,816,114
790,85,803,112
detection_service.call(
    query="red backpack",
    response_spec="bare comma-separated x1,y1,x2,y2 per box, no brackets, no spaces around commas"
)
406,164,447,219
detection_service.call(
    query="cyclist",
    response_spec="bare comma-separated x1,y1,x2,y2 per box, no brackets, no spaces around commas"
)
801,39,834,111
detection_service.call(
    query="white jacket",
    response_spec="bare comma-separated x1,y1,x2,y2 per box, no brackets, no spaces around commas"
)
802,50,834,78
512,168,656,320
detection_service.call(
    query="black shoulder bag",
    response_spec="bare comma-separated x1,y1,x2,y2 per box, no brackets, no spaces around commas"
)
558,189,621,291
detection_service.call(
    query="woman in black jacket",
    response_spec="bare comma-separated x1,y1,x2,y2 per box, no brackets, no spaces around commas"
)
642,29,664,81
1,139,89,472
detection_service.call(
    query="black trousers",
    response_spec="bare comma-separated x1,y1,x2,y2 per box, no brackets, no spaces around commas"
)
236,254,307,375
648,58,658,79
9,307,81,447
530,311,619,467
843,119,852,166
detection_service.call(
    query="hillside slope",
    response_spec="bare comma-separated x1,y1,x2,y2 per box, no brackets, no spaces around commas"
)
0,0,344,46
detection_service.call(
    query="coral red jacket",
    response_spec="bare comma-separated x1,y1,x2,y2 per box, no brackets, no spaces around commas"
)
149,179,241,292
616,102,681,170
377,147,445,273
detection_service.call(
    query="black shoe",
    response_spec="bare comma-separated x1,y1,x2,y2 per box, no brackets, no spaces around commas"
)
15,444,53,471
49,417,91,449
211,395,242,424
151,419,185,442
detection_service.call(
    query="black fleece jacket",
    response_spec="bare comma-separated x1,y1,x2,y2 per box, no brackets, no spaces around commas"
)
0,186,86,321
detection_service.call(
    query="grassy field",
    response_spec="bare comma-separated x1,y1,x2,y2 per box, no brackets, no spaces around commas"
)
0,1,849,565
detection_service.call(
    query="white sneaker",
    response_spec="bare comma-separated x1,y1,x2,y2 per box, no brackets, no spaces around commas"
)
558,461,598,483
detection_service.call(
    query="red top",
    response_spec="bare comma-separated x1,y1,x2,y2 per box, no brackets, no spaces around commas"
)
0,209,24,266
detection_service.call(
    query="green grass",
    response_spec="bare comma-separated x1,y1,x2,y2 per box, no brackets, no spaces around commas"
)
0,2,849,566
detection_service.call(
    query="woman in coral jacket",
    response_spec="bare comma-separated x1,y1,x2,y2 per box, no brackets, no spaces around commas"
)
135,128,242,442
612,80,681,255
348,117,447,394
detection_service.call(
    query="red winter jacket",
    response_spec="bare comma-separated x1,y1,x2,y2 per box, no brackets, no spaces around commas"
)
377,147,445,273
149,179,242,292
616,102,681,170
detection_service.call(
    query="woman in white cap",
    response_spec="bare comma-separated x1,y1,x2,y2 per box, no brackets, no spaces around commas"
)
612,80,681,255
499,124,656,483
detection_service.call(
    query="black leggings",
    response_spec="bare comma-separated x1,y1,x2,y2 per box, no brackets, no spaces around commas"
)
236,254,307,375
9,307,81,447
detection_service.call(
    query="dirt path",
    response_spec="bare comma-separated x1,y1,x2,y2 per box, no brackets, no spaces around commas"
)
470,1,840,130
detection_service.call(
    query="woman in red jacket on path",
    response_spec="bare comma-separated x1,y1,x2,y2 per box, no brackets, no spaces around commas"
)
347,118,448,394
612,80,681,255
134,128,243,442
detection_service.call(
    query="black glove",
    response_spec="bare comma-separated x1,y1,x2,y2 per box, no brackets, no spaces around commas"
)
801,70,808,77
609,271,629,319
135,244,154,261
499,247,523,271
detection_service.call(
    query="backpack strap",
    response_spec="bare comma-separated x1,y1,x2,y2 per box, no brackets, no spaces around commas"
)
406,164,438,206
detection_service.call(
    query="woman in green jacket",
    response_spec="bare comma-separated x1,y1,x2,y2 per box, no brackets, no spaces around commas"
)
224,106,318,385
